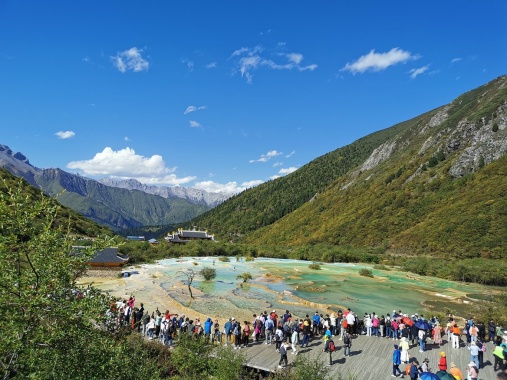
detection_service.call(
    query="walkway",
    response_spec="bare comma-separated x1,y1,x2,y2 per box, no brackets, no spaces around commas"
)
242,335,498,379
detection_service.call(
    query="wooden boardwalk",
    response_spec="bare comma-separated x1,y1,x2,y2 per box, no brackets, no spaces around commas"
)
240,335,498,379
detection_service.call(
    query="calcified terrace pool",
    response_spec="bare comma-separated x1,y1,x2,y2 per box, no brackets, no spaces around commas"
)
138,257,495,322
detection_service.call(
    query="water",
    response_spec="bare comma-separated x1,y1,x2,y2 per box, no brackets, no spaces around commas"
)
144,257,496,321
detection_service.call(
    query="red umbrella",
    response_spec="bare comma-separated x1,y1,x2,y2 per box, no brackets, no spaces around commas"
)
402,316,414,326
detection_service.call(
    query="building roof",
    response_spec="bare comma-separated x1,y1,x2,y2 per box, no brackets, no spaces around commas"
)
179,230,212,238
88,247,129,264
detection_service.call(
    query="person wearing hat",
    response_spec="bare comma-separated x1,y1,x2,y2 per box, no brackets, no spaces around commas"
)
468,340,480,369
466,361,479,380
409,360,419,380
277,339,289,368
433,322,442,346
449,362,463,380
438,351,447,371
391,344,403,377
400,337,410,363
420,358,430,373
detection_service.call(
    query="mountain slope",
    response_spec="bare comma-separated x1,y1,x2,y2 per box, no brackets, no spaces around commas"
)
0,168,112,237
195,75,507,257
0,147,210,231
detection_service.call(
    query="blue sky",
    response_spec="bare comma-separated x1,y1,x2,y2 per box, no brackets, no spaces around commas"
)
1,1,505,194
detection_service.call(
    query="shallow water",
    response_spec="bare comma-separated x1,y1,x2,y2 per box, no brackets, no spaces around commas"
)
142,257,497,321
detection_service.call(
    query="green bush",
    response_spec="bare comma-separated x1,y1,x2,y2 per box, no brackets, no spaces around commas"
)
308,262,322,270
359,268,374,277
200,267,217,281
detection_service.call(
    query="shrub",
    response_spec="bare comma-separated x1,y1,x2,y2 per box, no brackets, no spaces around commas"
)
359,268,373,278
308,262,322,270
219,256,230,262
200,267,217,281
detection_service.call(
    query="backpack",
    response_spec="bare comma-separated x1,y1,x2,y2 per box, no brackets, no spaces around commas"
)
328,340,335,352
344,335,350,345
386,320,392,327
283,324,290,334
292,323,299,332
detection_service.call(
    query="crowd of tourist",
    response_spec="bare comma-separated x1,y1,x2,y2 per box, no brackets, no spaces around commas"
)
107,296,507,378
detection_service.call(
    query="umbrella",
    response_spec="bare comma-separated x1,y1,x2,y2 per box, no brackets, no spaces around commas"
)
402,316,414,326
420,372,440,380
415,320,431,331
392,313,403,320
435,370,457,380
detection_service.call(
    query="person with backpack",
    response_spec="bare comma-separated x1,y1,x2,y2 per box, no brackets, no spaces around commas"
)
326,339,335,366
277,339,289,368
466,361,479,380
275,325,284,352
301,320,310,348
409,360,419,380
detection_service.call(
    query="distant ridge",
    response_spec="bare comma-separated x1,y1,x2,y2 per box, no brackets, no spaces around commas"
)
0,144,213,231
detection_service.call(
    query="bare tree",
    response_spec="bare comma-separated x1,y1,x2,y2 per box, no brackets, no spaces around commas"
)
178,269,196,298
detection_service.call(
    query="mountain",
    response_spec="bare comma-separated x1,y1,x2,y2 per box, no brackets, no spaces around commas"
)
98,178,229,207
0,146,211,231
0,168,112,237
190,75,507,257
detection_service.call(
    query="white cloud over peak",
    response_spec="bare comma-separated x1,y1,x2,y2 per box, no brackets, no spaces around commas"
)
409,65,430,79
249,150,283,163
189,120,202,128
194,179,263,195
111,47,149,73
184,105,207,114
55,131,75,139
341,48,418,74
66,147,195,186
231,45,317,83
278,167,298,175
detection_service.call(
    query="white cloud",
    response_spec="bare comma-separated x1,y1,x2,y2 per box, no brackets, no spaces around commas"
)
182,58,194,71
273,161,283,167
206,62,217,69
124,136,131,141
249,150,283,163
189,120,202,128
450,57,462,63
55,131,75,139
66,147,195,186
231,45,317,83
278,167,298,175
111,47,149,73
409,64,430,79
193,179,263,195
184,105,207,114
341,48,417,74
286,150,295,158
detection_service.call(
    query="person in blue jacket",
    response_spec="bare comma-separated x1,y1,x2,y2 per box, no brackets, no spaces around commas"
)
204,317,213,341
392,344,403,377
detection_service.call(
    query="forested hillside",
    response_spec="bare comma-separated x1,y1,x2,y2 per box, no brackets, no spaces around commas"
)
191,76,507,258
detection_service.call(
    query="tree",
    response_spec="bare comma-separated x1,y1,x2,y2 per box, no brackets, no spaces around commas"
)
0,179,164,379
200,267,217,281
178,269,196,298
236,272,253,284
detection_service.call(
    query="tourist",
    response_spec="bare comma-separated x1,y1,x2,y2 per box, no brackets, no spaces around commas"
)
392,318,399,340
345,311,355,335
330,313,337,336
470,323,478,343
476,337,486,368
493,340,506,372
278,339,289,368
291,321,299,355
452,323,461,348
204,317,213,341
301,320,310,348
379,315,386,338
364,313,372,336
449,362,464,380
224,318,232,346
265,315,274,345
489,319,497,342
142,311,150,336
372,314,379,337
432,322,442,346
233,321,241,348
275,325,284,352
312,311,321,336
146,317,155,339
400,337,410,363
420,358,430,373
468,341,480,368
322,327,332,352
408,360,419,380
343,331,352,357
242,321,250,347
466,361,479,380
392,344,403,377
213,319,221,344
418,328,426,352
438,351,447,371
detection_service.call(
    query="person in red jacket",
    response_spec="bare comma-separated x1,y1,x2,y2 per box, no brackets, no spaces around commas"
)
438,351,447,371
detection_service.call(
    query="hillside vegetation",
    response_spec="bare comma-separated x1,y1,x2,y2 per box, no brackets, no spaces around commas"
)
191,76,507,259
0,168,112,238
